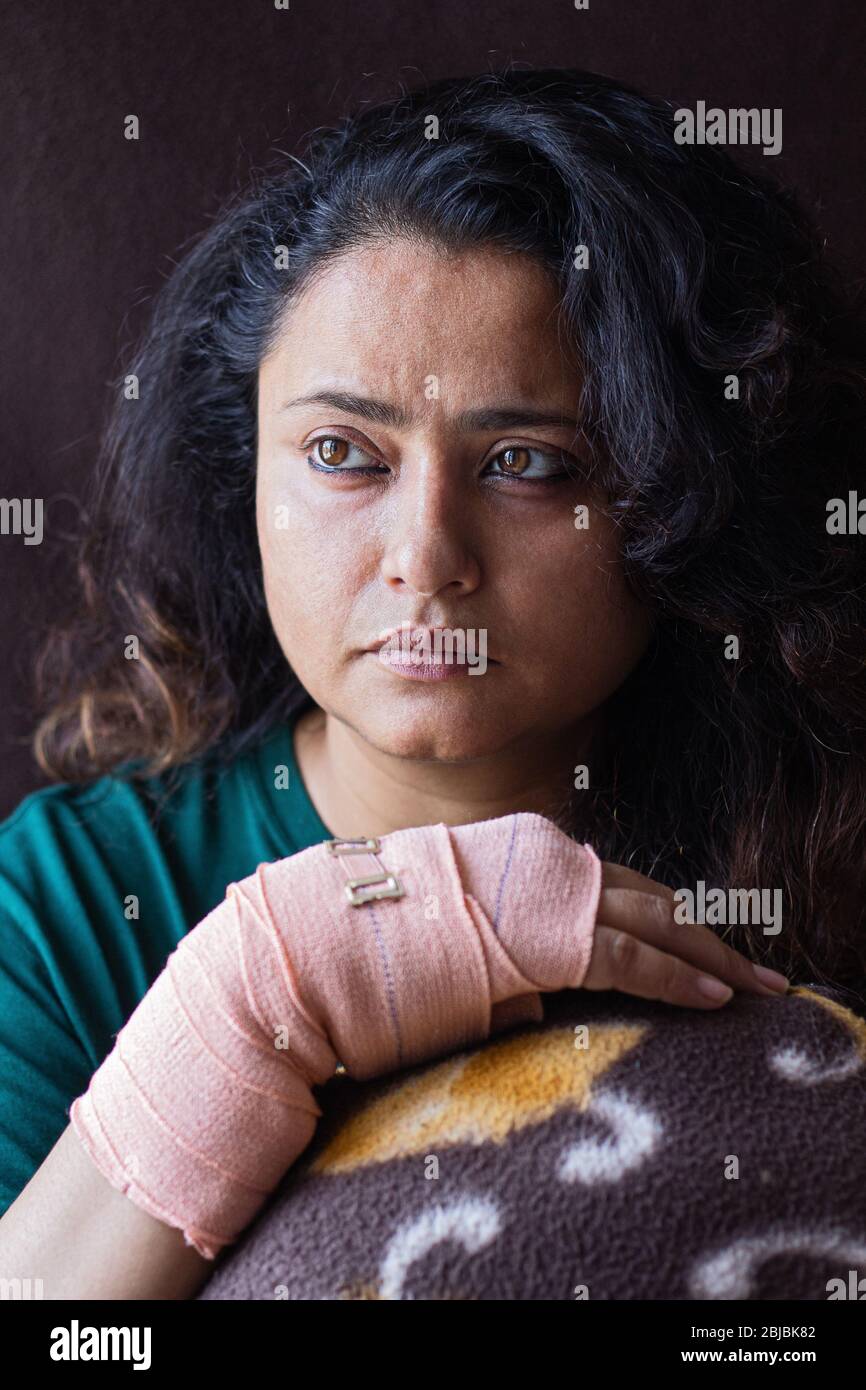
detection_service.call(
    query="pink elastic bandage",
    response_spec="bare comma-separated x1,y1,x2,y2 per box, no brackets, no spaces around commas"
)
69,812,601,1258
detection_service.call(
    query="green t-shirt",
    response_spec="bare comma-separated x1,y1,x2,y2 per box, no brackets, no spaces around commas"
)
0,709,332,1217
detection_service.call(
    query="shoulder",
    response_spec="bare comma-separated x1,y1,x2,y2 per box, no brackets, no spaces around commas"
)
0,755,222,941
0,766,216,1070
0,719,316,957
0,777,123,885
0,774,162,893
0,776,159,961
0,746,235,866
0,776,127,840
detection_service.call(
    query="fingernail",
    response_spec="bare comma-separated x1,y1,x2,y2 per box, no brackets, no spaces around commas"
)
697,975,733,1001
752,964,789,993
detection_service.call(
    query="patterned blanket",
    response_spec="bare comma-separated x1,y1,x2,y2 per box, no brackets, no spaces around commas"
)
197,984,866,1300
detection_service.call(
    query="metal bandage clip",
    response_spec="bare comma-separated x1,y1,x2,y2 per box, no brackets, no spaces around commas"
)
326,835,405,908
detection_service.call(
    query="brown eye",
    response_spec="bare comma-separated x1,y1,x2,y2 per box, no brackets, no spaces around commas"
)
316,437,350,465
498,447,531,475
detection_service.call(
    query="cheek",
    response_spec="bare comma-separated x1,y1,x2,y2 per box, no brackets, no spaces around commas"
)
256,469,366,664
512,522,652,692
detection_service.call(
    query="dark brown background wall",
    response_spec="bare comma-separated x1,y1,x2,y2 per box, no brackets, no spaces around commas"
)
2,0,864,819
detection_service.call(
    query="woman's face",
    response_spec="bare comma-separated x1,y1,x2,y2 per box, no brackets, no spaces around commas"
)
256,238,653,762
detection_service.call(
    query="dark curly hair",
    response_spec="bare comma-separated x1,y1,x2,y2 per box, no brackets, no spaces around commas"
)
32,68,866,998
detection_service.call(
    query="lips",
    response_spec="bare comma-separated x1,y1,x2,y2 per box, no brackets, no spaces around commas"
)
367,625,450,653
365,625,495,658
363,624,496,680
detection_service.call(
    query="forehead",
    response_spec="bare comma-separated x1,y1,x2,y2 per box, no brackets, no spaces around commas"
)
258,239,580,413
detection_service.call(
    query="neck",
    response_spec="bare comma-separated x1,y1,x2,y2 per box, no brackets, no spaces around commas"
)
292,702,602,839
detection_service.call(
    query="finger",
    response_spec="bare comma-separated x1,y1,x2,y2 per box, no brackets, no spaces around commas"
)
600,860,676,904
583,924,735,1009
597,887,788,996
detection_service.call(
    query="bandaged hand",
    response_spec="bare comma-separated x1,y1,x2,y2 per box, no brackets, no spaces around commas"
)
69,812,601,1258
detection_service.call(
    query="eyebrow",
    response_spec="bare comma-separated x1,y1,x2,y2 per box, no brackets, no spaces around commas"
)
277,390,579,433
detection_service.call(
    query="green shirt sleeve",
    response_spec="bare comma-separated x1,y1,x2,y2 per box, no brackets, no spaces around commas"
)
0,870,94,1217
0,716,331,1217
0,780,149,1218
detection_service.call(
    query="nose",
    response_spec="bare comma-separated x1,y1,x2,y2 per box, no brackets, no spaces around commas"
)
379,454,482,598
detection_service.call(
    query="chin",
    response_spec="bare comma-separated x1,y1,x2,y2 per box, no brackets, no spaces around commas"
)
345,697,517,763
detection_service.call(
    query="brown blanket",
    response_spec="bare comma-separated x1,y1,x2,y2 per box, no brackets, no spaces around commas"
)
197,984,866,1300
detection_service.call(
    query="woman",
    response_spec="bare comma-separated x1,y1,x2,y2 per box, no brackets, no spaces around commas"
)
0,67,863,1298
